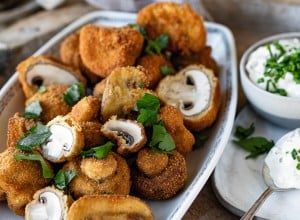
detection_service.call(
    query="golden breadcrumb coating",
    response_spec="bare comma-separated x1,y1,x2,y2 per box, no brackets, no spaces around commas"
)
159,105,195,156
0,148,51,215
7,113,35,148
132,149,187,200
79,25,144,78
26,84,72,123
137,54,174,88
137,2,206,55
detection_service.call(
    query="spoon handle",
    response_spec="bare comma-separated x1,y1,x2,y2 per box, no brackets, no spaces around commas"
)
240,187,274,220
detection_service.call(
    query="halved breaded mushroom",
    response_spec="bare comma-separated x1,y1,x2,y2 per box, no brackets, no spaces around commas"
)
17,55,86,98
40,115,84,163
63,152,130,199
101,116,147,157
159,105,195,156
132,149,187,200
79,25,144,78
101,66,152,121
25,186,72,220
26,85,72,123
0,148,52,216
156,64,221,131
68,195,154,220
7,113,35,148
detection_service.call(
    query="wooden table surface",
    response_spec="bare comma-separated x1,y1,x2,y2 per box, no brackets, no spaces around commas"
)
1,1,299,219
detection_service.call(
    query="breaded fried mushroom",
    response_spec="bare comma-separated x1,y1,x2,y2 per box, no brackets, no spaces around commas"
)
93,78,107,101
25,186,73,220
0,187,6,201
132,149,187,200
101,116,147,157
79,25,144,78
25,85,72,123
64,152,130,199
137,54,174,88
60,32,100,83
68,195,154,220
0,148,52,216
101,66,151,121
80,121,107,150
7,113,35,148
159,105,195,156
17,55,86,98
137,2,206,55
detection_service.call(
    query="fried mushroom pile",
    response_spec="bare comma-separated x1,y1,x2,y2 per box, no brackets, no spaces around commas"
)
0,1,223,218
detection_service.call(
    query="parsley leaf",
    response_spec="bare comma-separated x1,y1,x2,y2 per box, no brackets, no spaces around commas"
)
145,34,169,55
54,170,77,190
80,141,114,159
128,24,147,38
14,153,54,178
24,100,42,119
149,124,175,152
194,133,208,149
234,123,255,139
160,65,175,76
63,82,85,106
234,137,274,159
16,123,51,151
135,93,160,126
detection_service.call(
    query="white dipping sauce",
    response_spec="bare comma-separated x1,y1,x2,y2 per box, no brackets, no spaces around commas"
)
246,38,300,98
265,128,300,189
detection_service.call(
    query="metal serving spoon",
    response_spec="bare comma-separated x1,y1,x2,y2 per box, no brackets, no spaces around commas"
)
240,164,293,220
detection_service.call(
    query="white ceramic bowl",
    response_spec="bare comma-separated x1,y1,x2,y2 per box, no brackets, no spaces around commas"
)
240,32,300,129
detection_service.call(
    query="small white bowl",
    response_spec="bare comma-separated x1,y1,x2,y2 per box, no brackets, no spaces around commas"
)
240,32,300,129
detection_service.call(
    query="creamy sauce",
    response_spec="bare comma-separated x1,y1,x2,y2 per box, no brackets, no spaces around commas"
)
246,38,300,97
265,128,300,189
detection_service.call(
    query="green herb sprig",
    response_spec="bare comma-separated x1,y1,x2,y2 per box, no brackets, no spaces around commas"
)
260,41,300,96
233,123,274,159
63,82,85,106
291,148,300,170
160,65,175,77
54,170,77,190
14,153,54,178
135,93,175,153
80,141,114,159
16,123,51,151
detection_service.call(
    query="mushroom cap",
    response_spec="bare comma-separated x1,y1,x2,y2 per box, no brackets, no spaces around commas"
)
17,55,86,99
64,152,131,198
80,155,117,181
68,195,154,220
132,150,187,200
101,66,151,121
156,64,221,131
101,116,147,157
79,25,144,78
136,148,169,177
25,186,72,220
41,115,84,163
137,2,206,55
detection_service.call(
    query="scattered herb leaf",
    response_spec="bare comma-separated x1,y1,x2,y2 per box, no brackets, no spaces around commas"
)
63,82,85,106
145,34,169,55
234,123,255,139
234,137,274,159
194,133,208,149
149,124,176,152
54,170,77,190
135,93,160,126
291,148,300,170
128,24,147,38
23,100,42,119
38,86,46,93
16,123,51,152
81,141,114,159
160,65,175,76
14,153,54,178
